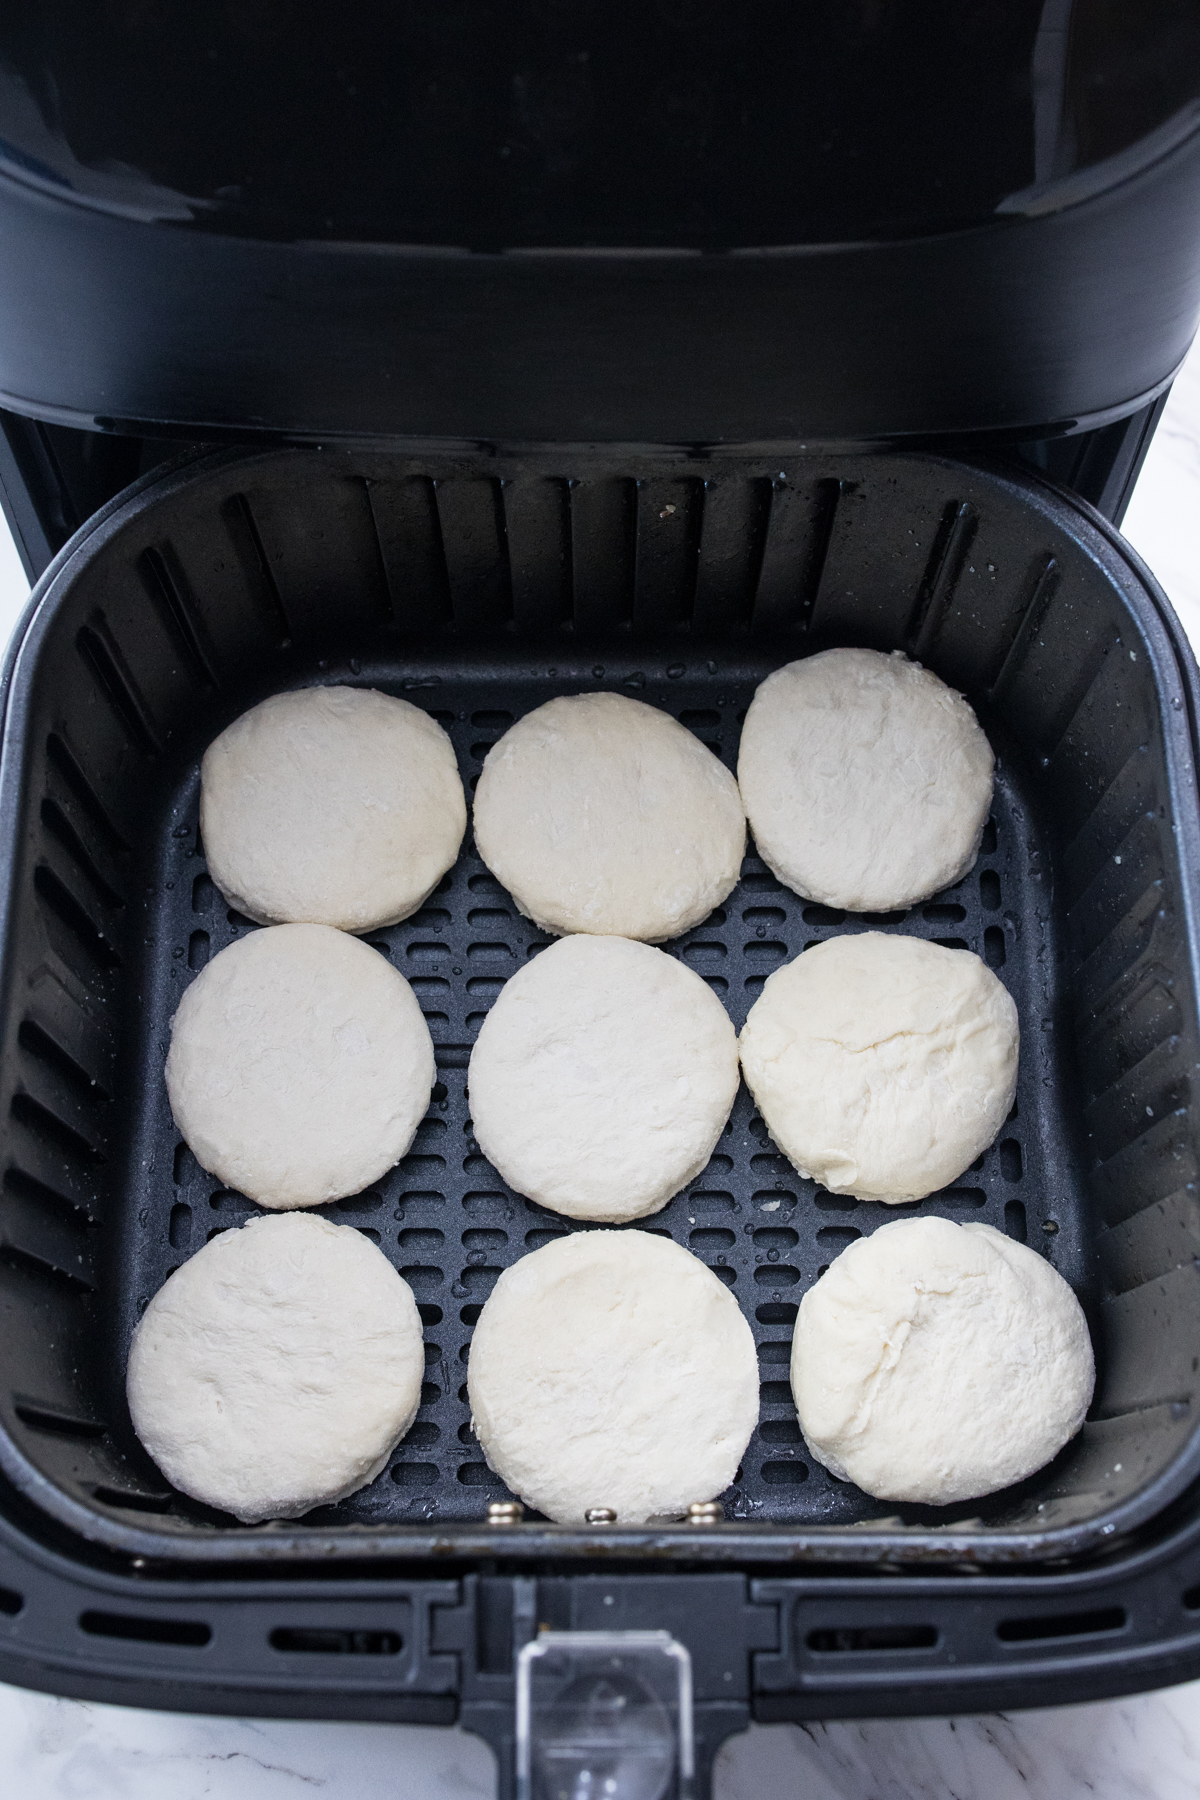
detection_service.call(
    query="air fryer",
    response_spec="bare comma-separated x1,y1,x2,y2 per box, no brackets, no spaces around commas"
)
1,8,1200,1799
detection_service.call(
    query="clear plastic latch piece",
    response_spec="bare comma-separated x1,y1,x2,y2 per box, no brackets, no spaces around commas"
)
516,1629,694,1800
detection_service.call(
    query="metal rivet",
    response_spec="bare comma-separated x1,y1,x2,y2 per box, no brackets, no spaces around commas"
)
585,1507,617,1525
687,1501,724,1525
487,1501,524,1525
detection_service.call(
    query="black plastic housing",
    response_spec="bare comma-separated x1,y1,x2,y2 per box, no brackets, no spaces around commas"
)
2,443,1200,1796
1,140,1198,448
1,14,1199,449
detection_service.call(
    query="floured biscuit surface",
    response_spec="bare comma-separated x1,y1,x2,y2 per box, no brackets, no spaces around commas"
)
200,685,466,933
127,1214,425,1523
468,934,739,1222
468,1231,759,1523
166,923,434,1209
737,649,993,912
472,692,745,941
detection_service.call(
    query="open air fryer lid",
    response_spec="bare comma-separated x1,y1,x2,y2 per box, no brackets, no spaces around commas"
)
0,2,1199,446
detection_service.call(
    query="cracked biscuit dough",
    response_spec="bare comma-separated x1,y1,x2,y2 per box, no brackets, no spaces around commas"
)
791,1216,1094,1504
738,933,1018,1204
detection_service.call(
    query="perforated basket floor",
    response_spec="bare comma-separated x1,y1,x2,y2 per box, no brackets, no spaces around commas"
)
112,660,1082,1535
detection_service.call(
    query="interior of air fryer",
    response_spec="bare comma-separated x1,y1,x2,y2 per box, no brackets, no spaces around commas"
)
1,442,1198,1557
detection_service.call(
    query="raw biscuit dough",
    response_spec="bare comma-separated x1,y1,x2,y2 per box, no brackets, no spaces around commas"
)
472,692,746,941
166,922,434,1209
737,648,994,912
468,1231,759,1523
739,933,1018,1204
791,1216,1094,1505
127,1213,426,1523
468,934,739,1222
200,685,466,932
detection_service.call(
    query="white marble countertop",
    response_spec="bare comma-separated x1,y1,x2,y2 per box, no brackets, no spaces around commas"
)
1,342,1199,1797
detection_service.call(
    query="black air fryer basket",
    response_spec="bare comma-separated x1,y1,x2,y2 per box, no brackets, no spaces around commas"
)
3,7,1200,1796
